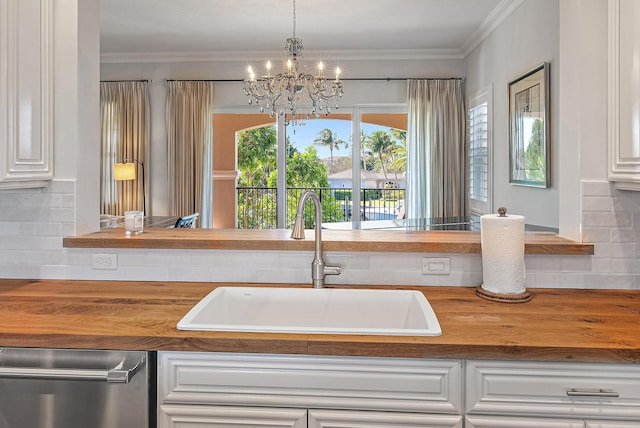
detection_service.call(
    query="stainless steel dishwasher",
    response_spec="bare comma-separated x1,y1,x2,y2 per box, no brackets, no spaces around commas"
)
0,348,153,428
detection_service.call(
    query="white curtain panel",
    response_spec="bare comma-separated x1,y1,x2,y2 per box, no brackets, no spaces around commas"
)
165,81,214,228
100,81,150,216
406,79,467,224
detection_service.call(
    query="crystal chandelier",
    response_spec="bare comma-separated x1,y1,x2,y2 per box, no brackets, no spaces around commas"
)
243,0,344,126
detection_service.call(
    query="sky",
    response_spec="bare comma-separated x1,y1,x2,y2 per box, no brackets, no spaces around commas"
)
284,118,392,160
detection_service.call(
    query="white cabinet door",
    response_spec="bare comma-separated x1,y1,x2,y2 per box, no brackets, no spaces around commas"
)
308,409,462,428
159,405,307,428
608,0,640,190
586,421,640,428
0,0,54,189
466,416,584,428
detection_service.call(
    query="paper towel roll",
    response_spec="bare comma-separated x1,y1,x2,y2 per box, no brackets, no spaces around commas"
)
480,212,526,295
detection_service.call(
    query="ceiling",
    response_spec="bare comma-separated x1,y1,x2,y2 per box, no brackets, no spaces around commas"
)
100,0,520,61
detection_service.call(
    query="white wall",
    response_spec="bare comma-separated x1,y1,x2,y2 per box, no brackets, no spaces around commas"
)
464,0,560,229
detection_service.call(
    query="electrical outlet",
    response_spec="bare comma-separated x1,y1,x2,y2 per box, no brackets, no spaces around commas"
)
92,254,118,270
422,257,450,275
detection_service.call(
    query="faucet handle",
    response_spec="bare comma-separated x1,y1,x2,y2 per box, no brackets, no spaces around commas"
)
324,265,341,276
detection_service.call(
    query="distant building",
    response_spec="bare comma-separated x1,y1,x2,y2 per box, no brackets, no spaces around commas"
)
327,169,406,190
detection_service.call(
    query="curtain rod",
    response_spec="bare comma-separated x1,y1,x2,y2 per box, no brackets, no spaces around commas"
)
164,77,465,83
100,79,149,82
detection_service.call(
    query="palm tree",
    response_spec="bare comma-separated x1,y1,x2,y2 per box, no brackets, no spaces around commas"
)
359,130,374,171
369,130,394,181
389,129,407,173
313,128,348,173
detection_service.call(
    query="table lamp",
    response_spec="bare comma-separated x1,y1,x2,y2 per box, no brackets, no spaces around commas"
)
113,159,145,214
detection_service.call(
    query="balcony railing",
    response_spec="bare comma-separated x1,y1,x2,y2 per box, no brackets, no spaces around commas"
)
237,187,405,229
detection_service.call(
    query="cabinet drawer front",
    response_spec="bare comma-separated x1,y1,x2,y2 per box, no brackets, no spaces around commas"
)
467,360,640,420
308,409,463,428
159,404,307,428
159,352,462,414
586,421,640,428
466,416,584,428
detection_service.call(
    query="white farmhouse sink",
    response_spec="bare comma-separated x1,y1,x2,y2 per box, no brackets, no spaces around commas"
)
177,287,441,336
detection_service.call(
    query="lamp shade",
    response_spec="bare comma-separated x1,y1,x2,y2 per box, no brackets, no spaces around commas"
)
113,162,136,181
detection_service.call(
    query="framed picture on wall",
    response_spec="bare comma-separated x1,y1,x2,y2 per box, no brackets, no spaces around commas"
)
508,63,550,187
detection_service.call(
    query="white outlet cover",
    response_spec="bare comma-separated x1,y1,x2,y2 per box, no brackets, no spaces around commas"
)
422,257,450,275
92,254,118,270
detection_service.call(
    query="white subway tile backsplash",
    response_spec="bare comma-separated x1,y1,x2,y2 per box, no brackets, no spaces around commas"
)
369,252,420,271
324,252,372,270
277,252,315,269
581,181,613,196
593,243,611,258
581,180,615,197
609,243,636,258
583,273,635,289
562,256,595,272
20,222,63,236
39,265,69,279
525,255,563,271
590,257,612,273
610,258,640,274
582,212,632,228
48,180,75,194
582,228,611,243
450,254,482,272
1,179,638,290
611,191,640,211
340,268,394,286
582,196,612,212
610,227,640,243
438,271,468,286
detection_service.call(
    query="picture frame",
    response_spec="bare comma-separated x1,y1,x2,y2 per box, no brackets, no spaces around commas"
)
508,63,550,187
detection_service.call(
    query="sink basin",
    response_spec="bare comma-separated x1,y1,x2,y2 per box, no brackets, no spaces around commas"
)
177,287,441,336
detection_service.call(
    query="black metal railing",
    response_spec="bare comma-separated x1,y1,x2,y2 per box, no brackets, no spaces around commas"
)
236,187,405,229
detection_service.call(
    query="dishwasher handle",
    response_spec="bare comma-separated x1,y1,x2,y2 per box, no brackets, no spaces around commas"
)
0,353,145,384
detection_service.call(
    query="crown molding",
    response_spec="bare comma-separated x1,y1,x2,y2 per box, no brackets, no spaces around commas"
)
100,48,464,64
460,0,525,57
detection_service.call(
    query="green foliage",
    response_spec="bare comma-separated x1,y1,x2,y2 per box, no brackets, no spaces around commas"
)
237,126,278,229
524,119,545,181
279,146,329,188
237,126,277,187
283,146,344,228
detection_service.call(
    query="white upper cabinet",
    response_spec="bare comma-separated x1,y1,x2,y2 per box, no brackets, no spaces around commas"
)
608,0,640,190
0,0,53,189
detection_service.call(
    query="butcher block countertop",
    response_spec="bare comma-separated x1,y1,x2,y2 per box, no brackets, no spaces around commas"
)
0,279,637,363
63,228,594,255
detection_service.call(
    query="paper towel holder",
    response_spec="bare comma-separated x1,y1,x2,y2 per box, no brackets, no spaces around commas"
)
476,206,532,303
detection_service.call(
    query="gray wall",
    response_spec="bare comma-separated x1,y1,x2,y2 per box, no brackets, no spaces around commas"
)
464,0,560,229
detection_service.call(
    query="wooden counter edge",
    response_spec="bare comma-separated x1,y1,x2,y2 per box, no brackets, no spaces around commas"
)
63,229,594,255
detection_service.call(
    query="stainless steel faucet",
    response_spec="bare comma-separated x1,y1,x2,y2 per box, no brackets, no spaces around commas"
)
290,190,341,288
